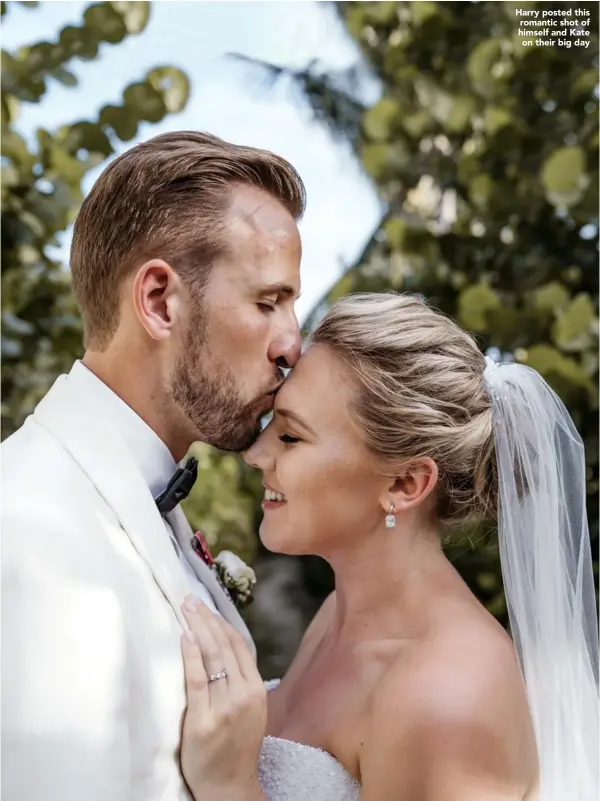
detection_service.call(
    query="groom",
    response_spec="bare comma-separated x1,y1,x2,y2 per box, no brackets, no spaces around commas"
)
2,131,305,801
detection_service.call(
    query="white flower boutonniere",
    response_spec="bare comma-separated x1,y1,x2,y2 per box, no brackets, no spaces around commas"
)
191,531,256,610
214,550,257,610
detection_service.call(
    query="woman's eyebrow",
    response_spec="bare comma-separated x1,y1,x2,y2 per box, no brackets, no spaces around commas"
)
275,408,316,436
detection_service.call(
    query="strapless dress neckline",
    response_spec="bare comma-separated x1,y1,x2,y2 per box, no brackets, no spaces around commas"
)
259,680,360,800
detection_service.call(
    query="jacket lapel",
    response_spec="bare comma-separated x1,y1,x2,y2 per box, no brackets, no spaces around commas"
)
169,507,257,660
33,374,190,629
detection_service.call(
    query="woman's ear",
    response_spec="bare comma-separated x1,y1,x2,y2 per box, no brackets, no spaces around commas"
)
131,259,185,341
379,457,439,516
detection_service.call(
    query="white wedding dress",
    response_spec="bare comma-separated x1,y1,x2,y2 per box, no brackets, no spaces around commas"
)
258,680,360,801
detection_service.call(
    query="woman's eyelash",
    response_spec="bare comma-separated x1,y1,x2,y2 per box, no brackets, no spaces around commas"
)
257,302,275,313
279,434,300,444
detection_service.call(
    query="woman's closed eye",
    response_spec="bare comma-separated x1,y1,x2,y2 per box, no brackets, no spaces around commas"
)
279,434,301,444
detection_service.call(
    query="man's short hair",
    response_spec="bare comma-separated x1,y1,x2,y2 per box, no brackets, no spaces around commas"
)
70,131,306,349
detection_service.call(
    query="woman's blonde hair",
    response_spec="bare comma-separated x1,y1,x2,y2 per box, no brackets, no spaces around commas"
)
312,292,498,525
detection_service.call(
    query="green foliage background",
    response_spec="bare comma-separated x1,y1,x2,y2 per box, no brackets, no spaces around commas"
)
2,0,598,668
240,0,600,633
2,0,190,436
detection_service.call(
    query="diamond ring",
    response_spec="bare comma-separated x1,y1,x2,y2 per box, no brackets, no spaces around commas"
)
208,669,228,683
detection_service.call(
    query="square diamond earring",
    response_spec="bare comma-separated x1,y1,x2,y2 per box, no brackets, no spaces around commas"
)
385,503,396,529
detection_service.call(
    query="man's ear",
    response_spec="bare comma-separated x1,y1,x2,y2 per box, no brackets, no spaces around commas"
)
379,457,439,516
131,259,185,341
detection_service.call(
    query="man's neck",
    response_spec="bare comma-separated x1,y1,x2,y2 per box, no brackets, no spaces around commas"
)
82,351,192,463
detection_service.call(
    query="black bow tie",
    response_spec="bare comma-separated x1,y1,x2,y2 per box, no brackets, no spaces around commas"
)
154,457,198,515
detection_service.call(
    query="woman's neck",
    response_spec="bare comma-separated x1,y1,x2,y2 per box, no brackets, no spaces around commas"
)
325,522,460,645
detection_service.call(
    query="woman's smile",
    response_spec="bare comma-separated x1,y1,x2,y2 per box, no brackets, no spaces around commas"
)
262,484,288,510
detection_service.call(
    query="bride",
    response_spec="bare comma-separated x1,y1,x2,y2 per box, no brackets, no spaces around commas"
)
177,293,598,801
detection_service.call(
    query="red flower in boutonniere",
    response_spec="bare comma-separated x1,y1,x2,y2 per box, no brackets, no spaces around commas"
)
192,530,214,567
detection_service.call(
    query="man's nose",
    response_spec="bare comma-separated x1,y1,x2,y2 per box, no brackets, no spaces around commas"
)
269,317,302,369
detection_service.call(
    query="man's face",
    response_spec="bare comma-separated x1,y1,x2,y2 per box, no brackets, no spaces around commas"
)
170,185,302,452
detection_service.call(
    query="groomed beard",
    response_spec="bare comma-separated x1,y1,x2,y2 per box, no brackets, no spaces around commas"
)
169,309,272,452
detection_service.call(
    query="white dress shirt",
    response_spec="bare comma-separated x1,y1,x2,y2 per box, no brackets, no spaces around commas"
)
70,361,220,614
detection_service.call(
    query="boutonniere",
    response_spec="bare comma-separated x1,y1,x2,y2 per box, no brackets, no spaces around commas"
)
191,531,257,610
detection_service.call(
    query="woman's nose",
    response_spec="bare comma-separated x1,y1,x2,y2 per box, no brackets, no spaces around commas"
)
243,430,272,471
242,444,258,469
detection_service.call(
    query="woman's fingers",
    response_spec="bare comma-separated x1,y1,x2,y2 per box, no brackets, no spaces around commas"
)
181,596,242,705
187,598,262,687
179,597,268,800
180,629,210,720
182,598,229,707
224,622,263,688
181,594,263,697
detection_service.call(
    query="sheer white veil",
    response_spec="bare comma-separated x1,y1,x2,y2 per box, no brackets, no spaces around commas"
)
483,356,599,800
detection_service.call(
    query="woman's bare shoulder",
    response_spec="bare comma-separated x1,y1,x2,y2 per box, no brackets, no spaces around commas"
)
376,614,525,728
359,616,536,799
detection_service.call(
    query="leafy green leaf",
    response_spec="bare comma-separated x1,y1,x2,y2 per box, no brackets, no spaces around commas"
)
147,66,190,114
383,217,408,249
534,282,571,313
541,146,588,208
469,174,494,208
402,109,430,139
362,1,397,24
99,103,139,140
63,121,113,157
447,95,476,133
484,106,511,136
123,81,165,123
363,97,400,142
84,3,127,45
458,284,501,332
411,1,438,26
523,344,594,393
49,66,78,87
467,38,503,96
552,293,596,350
110,0,150,34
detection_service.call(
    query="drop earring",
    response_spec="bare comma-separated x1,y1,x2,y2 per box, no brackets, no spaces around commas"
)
385,503,396,529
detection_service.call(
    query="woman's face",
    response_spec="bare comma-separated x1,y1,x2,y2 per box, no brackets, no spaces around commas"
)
243,344,386,556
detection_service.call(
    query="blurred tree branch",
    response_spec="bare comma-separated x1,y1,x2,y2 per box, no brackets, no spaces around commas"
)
1,1,190,438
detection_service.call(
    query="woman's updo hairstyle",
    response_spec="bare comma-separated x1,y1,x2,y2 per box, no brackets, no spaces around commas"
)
311,293,498,525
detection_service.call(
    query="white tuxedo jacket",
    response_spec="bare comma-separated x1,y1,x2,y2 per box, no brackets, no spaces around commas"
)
1,370,256,801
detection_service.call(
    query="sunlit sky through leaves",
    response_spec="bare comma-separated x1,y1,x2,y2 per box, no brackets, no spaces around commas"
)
3,0,383,321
